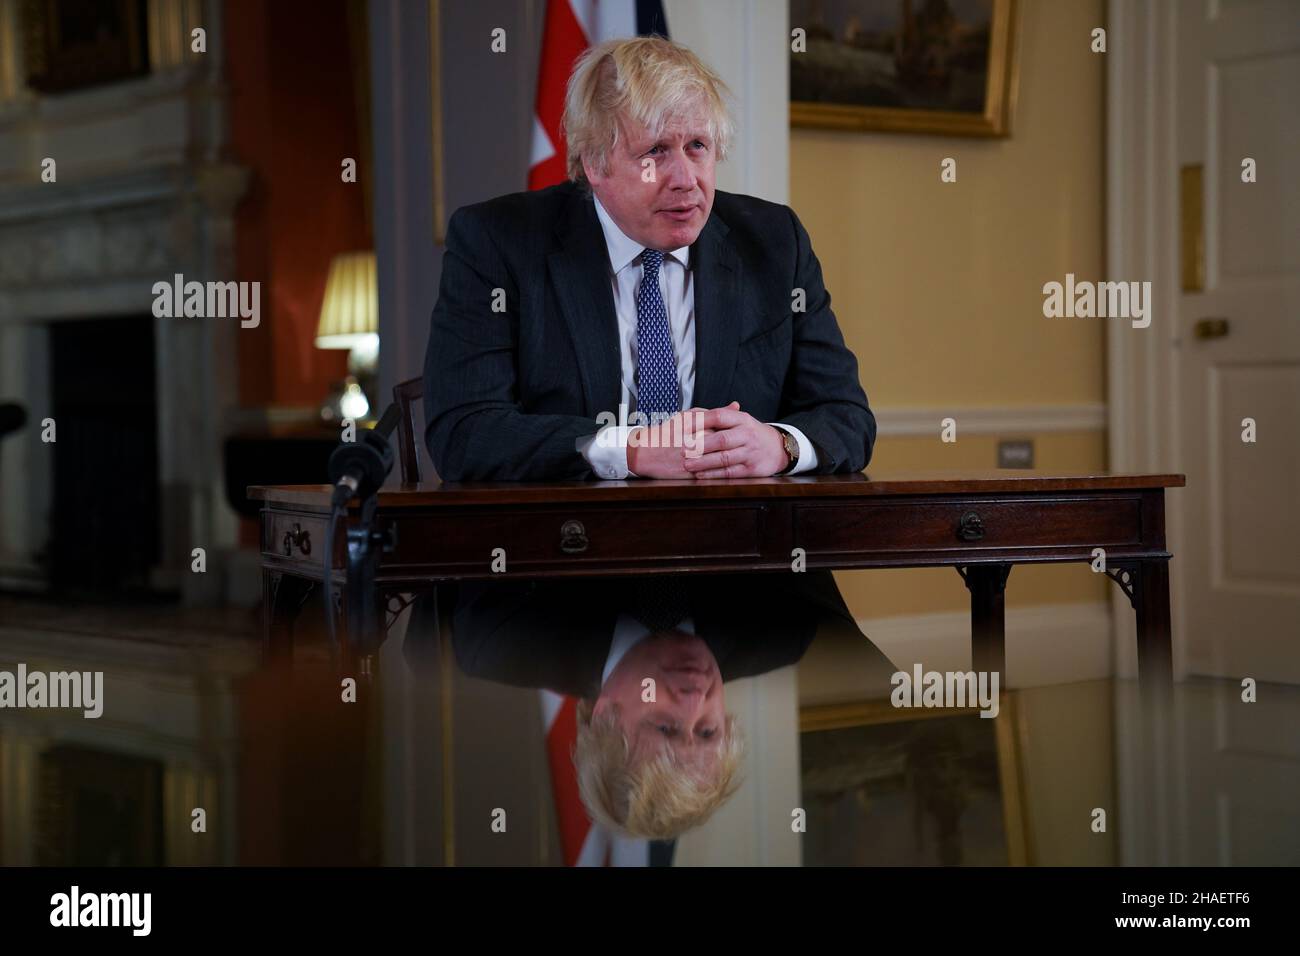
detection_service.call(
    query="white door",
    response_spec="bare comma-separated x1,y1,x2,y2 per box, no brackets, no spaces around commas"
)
1176,0,1300,683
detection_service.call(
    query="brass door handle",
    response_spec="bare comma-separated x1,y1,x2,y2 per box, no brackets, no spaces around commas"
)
1193,318,1230,340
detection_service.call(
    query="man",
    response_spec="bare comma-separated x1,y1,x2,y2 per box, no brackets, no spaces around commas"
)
424,35,875,482
420,35,891,838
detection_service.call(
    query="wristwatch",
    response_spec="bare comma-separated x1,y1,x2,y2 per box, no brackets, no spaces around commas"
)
773,426,799,476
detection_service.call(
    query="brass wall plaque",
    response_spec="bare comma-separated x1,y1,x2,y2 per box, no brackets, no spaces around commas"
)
1181,164,1204,292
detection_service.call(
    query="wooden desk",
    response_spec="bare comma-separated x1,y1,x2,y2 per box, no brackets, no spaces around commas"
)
249,471,1185,684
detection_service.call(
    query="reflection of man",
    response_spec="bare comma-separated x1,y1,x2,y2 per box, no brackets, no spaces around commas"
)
440,574,892,839
577,628,743,839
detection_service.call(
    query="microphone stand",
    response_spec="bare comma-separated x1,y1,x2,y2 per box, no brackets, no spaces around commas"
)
324,402,401,672
343,492,395,668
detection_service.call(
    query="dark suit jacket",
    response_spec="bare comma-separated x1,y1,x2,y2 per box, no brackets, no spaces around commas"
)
423,180,875,481
447,574,836,699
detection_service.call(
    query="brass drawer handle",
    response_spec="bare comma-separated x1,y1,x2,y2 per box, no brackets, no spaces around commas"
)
282,523,312,557
559,520,588,554
957,512,985,542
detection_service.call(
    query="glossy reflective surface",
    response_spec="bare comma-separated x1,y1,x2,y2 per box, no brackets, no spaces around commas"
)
1,586,1296,866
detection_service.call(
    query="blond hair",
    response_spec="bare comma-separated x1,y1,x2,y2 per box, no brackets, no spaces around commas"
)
562,36,735,187
573,699,745,840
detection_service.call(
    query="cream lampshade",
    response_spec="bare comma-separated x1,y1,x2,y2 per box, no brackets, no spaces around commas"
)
316,251,379,421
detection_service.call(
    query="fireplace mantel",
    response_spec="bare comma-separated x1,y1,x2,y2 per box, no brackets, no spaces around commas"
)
0,162,248,320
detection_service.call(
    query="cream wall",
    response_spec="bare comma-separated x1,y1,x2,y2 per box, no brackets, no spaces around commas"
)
790,0,1109,619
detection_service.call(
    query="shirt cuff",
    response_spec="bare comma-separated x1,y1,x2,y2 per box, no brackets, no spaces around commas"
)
770,423,819,475
579,423,643,479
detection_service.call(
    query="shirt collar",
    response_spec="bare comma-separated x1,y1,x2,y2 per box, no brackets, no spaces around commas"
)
601,614,698,687
593,193,691,275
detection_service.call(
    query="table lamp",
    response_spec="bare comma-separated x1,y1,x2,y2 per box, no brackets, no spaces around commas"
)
316,251,379,423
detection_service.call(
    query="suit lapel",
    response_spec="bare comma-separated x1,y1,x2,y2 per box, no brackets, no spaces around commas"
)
690,210,741,410
546,186,743,417
548,188,621,418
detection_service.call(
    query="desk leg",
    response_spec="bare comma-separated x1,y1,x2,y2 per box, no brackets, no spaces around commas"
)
1104,560,1173,687
958,564,1011,677
264,570,315,662
1134,560,1173,687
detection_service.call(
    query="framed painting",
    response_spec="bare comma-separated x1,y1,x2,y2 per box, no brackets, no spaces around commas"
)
790,0,1019,137
799,693,1031,865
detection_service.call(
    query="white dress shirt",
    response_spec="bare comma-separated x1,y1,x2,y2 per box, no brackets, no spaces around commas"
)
579,194,819,480
600,614,697,687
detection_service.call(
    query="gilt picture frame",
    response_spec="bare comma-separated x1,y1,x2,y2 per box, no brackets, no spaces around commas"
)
799,693,1032,865
790,0,1020,137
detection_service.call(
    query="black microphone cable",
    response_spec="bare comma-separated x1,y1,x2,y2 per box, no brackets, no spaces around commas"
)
324,503,345,658
321,403,401,659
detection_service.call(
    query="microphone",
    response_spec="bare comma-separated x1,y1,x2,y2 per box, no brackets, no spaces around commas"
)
0,403,26,439
327,402,400,509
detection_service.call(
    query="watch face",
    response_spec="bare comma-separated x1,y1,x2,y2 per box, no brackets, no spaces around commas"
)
782,431,798,465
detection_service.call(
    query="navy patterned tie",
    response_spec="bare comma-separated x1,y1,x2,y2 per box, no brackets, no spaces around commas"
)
635,249,681,422
629,574,695,634
630,248,690,630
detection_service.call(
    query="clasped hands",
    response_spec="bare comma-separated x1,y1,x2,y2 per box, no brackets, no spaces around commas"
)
626,401,788,479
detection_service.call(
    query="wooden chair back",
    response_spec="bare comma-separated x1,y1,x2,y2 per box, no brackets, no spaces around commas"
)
392,376,434,484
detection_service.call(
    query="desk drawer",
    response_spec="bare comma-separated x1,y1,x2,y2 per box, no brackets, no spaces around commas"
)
262,511,334,568
795,496,1143,555
389,504,764,570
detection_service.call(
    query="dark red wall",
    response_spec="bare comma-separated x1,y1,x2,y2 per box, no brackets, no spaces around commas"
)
225,0,368,409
